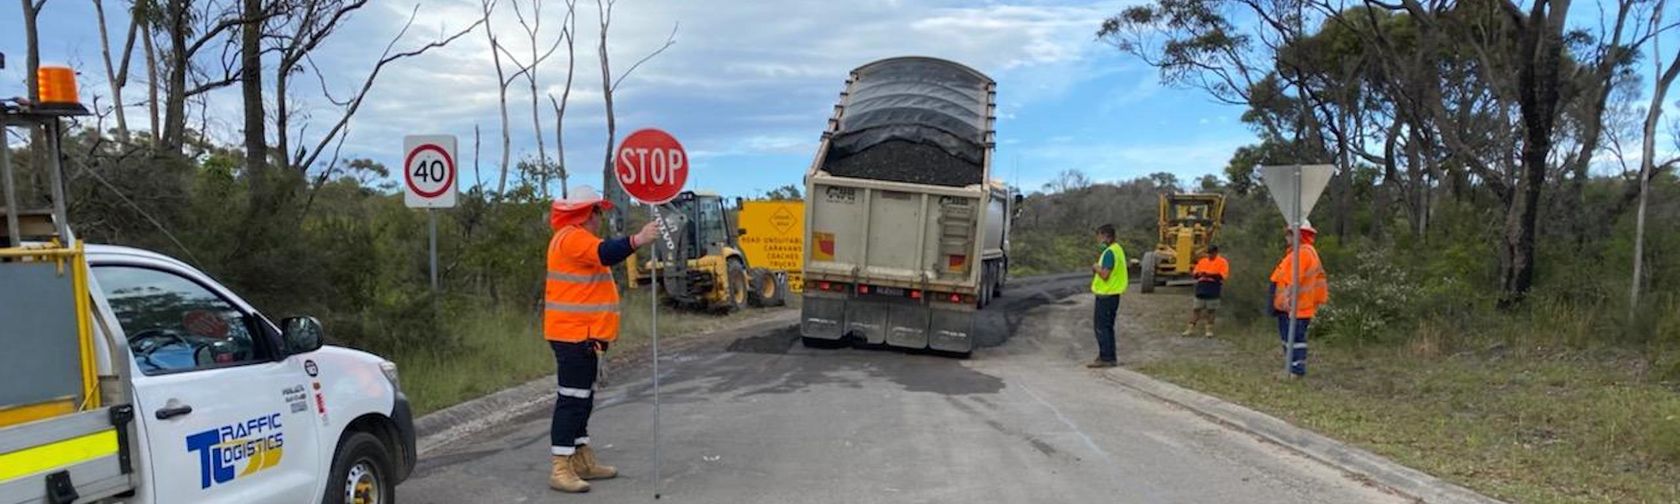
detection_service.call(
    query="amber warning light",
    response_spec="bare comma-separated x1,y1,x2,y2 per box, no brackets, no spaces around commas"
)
37,66,81,105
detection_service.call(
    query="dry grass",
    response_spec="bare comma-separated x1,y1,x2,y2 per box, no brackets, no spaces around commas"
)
1123,289,1680,504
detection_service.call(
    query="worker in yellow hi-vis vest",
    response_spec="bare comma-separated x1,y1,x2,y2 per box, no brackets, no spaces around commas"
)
1089,224,1128,368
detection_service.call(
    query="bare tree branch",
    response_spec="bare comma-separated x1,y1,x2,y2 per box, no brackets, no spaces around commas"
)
610,22,677,92
294,5,484,172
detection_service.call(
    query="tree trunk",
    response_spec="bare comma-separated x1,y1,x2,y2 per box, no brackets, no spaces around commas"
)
242,0,266,176
162,0,189,154
1632,2,1680,316
598,21,624,233
94,0,133,142
1500,1,1570,307
143,15,162,145
22,0,40,103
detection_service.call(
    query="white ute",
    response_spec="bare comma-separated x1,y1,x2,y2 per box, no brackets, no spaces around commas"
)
1,72,415,504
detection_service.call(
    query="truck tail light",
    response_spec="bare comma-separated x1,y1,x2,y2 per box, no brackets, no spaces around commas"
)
819,281,832,291
949,293,961,303
858,284,869,294
909,290,922,299
948,255,967,270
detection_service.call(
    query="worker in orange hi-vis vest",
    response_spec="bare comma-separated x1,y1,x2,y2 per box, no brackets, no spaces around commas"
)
1270,219,1330,378
1183,244,1229,338
542,185,659,494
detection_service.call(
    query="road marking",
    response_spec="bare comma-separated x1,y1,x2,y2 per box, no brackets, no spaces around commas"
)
1014,381,1118,468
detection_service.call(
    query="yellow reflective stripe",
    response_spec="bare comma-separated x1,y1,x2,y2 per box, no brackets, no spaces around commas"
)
0,429,118,481
547,271,615,283
545,301,621,314
0,398,75,429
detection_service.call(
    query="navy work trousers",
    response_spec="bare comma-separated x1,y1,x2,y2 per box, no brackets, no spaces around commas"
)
1093,294,1120,363
550,340,598,455
1276,316,1311,376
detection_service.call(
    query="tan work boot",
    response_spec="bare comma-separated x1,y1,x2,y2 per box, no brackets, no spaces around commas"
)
1180,325,1194,337
573,445,619,480
549,455,591,493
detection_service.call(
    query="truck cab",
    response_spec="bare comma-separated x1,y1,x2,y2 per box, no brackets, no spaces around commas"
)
2,74,414,504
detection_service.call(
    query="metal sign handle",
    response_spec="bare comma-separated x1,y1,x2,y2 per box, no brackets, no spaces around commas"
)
649,204,665,500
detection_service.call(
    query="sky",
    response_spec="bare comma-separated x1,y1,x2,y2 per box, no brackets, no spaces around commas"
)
4,0,1270,198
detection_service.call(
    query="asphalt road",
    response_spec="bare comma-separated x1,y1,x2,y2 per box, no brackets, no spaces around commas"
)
398,276,1404,503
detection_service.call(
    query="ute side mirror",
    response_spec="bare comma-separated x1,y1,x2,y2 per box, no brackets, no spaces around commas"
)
281,316,325,355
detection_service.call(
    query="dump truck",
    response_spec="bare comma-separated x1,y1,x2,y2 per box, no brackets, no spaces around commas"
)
1138,193,1226,293
2,67,412,504
799,56,1018,356
626,190,788,312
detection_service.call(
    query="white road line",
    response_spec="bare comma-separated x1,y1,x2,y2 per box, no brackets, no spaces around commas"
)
1014,380,1119,469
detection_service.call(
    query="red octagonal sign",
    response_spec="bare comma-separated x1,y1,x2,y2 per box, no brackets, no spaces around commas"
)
614,128,688,205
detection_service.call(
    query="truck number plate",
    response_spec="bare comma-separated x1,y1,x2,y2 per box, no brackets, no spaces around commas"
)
875,286,904,296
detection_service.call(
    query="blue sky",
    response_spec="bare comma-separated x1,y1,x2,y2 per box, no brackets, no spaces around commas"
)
4,0,1275,197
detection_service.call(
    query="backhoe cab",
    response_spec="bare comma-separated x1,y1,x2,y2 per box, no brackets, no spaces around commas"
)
626,191,788,312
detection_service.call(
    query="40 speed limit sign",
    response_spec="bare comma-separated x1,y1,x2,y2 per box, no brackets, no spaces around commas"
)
404,135,458,208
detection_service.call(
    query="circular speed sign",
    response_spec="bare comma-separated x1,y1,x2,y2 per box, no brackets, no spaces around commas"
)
614,128,688,205
405,143,456,199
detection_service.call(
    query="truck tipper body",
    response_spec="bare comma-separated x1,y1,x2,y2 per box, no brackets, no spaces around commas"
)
799,56,1016,355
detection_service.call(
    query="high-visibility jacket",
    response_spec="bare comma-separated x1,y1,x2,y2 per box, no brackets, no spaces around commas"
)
544,225,621,342
1193,256,1229,281
1091,242,1129,295
1270,244,1329,318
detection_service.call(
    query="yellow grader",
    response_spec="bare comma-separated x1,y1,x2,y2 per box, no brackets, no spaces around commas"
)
1138,193,1225,293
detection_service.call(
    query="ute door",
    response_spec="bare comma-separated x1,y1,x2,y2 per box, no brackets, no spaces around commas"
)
92,264,321,504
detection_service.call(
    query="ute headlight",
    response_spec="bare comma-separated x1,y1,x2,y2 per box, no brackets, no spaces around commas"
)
379,361,401,390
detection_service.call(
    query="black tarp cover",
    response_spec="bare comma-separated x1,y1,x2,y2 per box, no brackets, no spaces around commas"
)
822,57,993,186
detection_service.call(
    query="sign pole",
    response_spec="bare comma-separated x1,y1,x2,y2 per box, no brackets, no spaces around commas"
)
428,208,439,291
1286,165,1302,376
612,128,687,500
650,204,662,500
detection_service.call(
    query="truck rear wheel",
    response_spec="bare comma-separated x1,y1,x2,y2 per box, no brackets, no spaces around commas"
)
1139,252,1158,294
325,432,395,504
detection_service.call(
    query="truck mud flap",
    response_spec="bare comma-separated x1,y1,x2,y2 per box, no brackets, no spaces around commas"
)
885,304,930,349
801,295,846,340
928,308,976,353
845,301,890,345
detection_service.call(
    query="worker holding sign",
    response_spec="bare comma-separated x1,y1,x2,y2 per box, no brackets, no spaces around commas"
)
1269,219,1329,378
542,185,659,493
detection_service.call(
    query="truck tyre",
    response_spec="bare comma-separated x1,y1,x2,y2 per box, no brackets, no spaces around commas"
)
993,261,1005,298
325,431,395,504
1139,252,1158,294
725,259,748,312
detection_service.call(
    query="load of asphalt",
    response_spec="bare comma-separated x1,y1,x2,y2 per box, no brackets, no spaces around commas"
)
822,140,983,187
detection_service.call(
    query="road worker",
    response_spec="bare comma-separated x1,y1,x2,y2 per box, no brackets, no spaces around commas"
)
1183,244,1228,337
1269,220,1329,378
543,185,660,493
1089,224,1129,368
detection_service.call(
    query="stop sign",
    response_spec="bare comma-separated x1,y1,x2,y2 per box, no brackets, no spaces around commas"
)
614,128,688,205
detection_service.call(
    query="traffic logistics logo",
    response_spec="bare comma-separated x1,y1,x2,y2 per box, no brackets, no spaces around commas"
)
185,413,285,489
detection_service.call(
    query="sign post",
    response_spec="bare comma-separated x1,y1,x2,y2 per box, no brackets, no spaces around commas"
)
1260,164,1332,377
404,135,458,292
614,128,687,499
